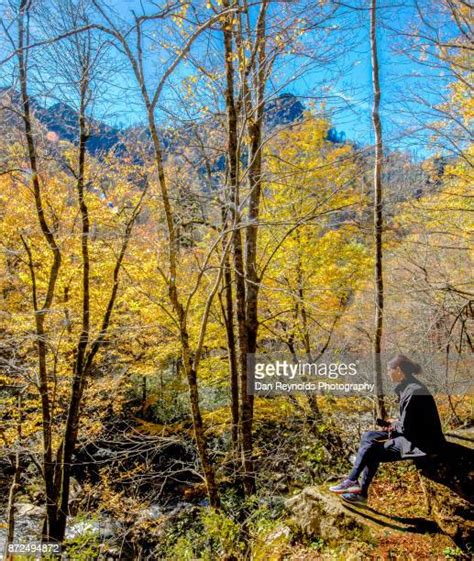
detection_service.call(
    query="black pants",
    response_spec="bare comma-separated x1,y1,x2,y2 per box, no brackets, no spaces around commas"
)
348,430,406,496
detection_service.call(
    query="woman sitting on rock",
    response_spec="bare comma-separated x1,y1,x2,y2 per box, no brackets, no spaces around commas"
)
329,354,445,505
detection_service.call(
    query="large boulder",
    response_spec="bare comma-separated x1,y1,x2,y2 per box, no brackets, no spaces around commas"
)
286,437,473,550
415,433,474,548
285,487,367,542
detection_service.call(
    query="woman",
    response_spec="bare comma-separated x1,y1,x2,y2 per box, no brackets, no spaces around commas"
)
329,354,445,505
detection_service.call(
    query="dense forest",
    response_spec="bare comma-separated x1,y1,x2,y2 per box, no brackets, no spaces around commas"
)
0,0,472,559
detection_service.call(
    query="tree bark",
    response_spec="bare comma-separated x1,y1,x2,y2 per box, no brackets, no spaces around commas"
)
221,2,240,462
18,7,149,537
5,392,23,561
232,0,269,497
17,0,60,539
222,0,256,495
370,0,386,419
52,65,91,541
221,253,240,452
146,106,220,509
92,5,223,509
296,253,321,419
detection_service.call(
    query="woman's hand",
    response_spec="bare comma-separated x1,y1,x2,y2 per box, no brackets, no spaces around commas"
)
380,418,398,432
387,418,399,433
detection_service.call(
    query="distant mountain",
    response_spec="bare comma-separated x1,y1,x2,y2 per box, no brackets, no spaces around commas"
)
0,88,123,156
265,93,305,127
36,102,122,155
1,89,307,154
1,89,350,156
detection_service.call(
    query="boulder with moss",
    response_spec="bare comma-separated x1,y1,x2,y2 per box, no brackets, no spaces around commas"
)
285,486,369,543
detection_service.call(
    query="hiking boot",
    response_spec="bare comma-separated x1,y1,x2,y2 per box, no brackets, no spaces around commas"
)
329,479,361,494
341,492,367,506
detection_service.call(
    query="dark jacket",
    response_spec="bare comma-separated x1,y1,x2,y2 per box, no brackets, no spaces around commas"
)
392,376,445,458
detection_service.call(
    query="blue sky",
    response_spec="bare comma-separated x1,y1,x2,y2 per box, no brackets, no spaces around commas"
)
93,0,454,158
0,0,457,157
270,1,454,157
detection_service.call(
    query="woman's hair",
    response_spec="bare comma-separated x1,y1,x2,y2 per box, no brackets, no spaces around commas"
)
388,354,422,376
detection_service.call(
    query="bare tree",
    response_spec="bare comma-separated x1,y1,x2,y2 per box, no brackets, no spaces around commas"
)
370,0,386,418
89,0,246,508
11,0,147,541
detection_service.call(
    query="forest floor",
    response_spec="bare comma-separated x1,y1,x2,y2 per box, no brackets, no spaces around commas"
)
130,397,471,560
1,397,471,560
260,468,464,560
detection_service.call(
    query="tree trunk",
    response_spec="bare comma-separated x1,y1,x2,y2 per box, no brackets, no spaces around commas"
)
53,70,92,541
222,1,256,495
5,457,20,561
221,3,240,461
235,0,269,497
370,0,386,419
181,331,221,508
296,255,321,419
5,392,22,561
221,255,240,452
17,0,60,540
146,108,220,509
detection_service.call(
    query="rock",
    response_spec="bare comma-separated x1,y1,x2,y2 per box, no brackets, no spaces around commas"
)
10,503,45,543
70,477,81,500
165,501,197,519
130,501,198,543
253,524,292,561
66,519,100,539
68,477,82,516
415,434,474,548
418,475,473,547
136,504,163,523
265,524,292,542
285,487,366,542
66,517,118,540
93,448,116,459
14,503,44,518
